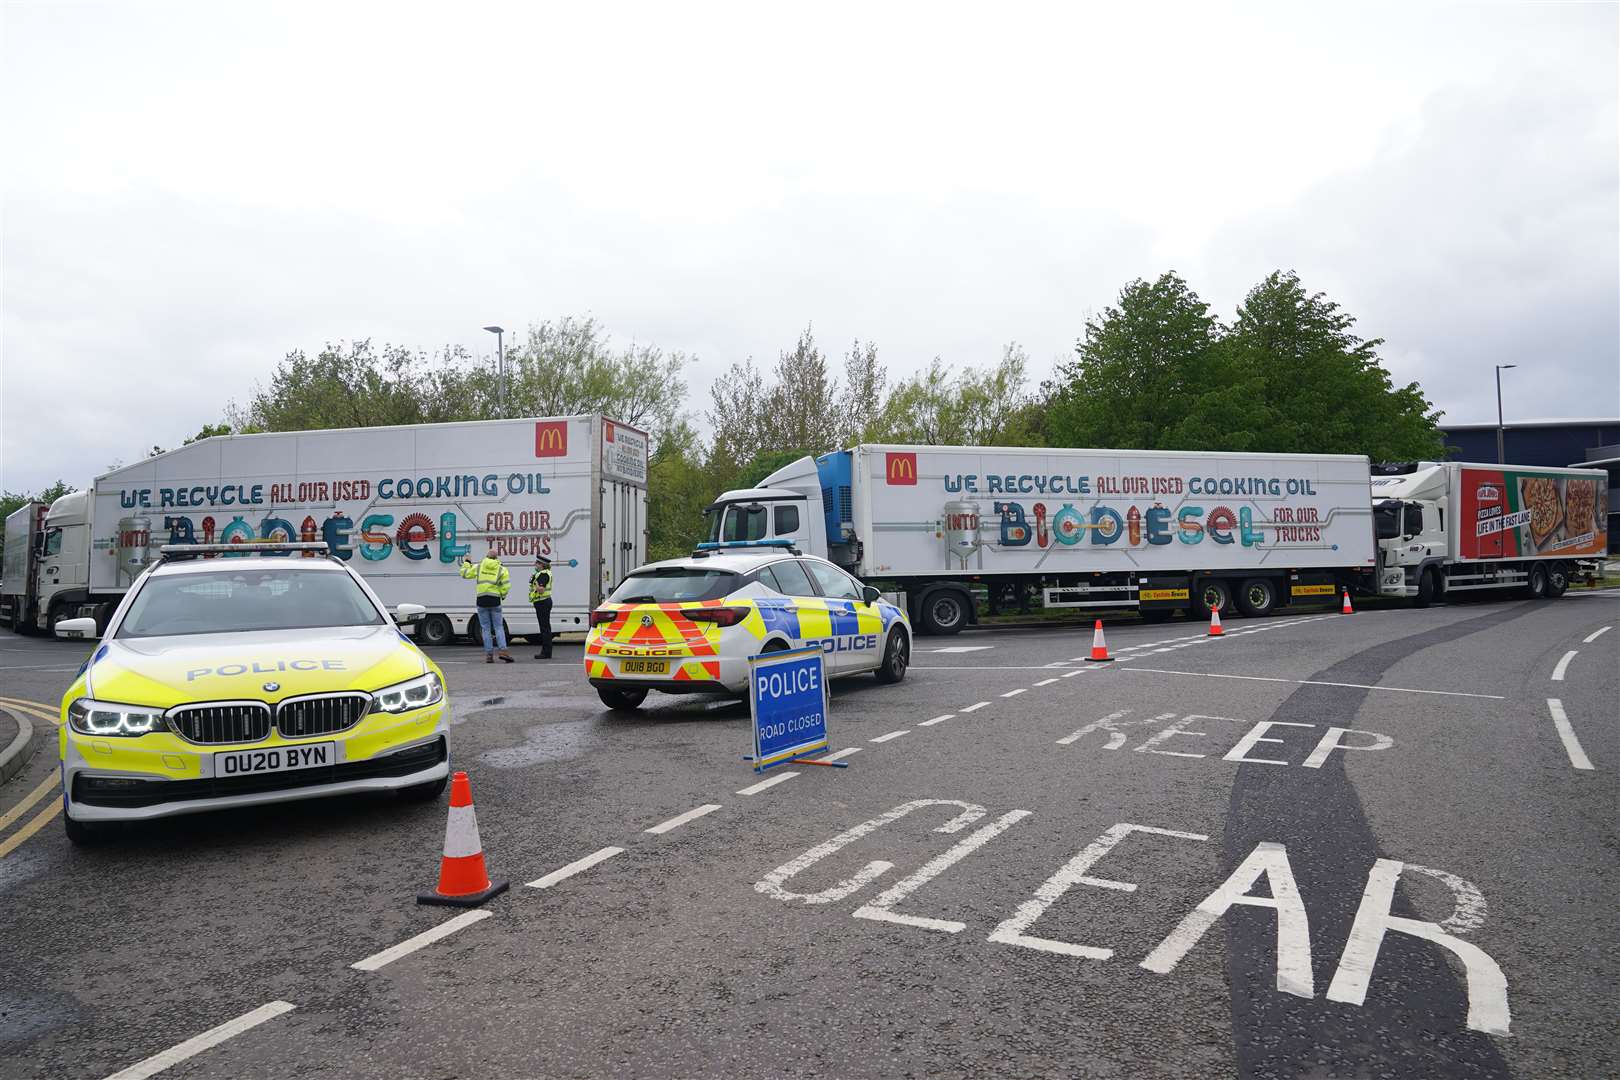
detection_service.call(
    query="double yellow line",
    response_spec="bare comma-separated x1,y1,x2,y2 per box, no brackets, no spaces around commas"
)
0,697,62,858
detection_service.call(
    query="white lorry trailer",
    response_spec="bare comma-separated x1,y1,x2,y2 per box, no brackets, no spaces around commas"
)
703,446,1606,634
1,501,47,630
705,445,1380,633
1369,460,1607,605
12,415,648,645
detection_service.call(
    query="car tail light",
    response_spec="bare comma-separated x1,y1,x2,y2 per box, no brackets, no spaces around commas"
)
683,606,750,627
590,609,617,626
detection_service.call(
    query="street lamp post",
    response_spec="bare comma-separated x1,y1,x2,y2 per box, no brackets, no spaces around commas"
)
1494,364,1517,464
484,326,506,418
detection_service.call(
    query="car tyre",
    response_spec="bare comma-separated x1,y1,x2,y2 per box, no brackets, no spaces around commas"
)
399,776,448,803
64,813,99,847
874,628,909,684
1235,578,1277,618
417,615,454,647
1526,564,1548,600
597,686,648,712
1546,562,1569,598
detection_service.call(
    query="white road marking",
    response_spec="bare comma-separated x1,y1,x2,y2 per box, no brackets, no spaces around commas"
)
960,701,990,713
645,804,723,834
1550,650,1577,681
1033,678,1058,687
526,846,625,888
1057,709,1138,748
870,730,909,743
736,772,799,796
1546,699,1594,771
1062,669,1085,678
757,799,985,904
1582,625,1612,643
852,810,1032,933
102,1000,297,1080
351,910,493,971
929,645,996,653
1125,667,1505,699
813,747,862,763
1000,688,1027,698
918,714,954,727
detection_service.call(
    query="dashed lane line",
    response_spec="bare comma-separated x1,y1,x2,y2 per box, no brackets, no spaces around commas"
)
736,772,799,796
812,747,862,763
0,774,59,833
527,846,625,889
870,730,909,743
101,1000,296,1080
1000,688,1027,698
1546,699,1594,771
960,701,990,713
645,804,722,835
918,714,954,727
1033,678,1058,687
1550,651,1577,681
1583,625,1612,643
350,910,493,971
1062,669,1086,678
1123,667,1507,699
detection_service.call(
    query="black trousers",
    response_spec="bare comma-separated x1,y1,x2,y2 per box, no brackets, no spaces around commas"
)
532,598,554,656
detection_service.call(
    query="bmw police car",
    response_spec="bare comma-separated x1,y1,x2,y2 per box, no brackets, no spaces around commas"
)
53,542,450,843
584,541,910,711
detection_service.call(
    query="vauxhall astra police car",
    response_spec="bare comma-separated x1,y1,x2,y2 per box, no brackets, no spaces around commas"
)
53,542,450,843
584,541,911,711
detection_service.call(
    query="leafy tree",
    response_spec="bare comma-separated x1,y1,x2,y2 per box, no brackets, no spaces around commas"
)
0,480,74,565
836,339,886,447
882,343,1039,445
229,340,469,432
185,422,235,444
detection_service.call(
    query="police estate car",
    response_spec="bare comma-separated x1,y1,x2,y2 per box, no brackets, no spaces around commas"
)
584,542,911,711
54,543,450,843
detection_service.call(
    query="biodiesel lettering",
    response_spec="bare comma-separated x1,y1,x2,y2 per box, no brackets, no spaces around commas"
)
160,509,469,563
964,500,1327,550
185,659,345,681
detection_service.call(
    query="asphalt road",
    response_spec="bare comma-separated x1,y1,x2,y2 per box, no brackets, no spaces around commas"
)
1,592,1616,1079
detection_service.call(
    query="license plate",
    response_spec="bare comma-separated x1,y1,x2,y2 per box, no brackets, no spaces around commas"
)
214,742,336,777
620,659,669,675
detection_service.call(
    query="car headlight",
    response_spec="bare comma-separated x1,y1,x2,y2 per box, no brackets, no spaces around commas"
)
67,698,168,737
370,671,445,714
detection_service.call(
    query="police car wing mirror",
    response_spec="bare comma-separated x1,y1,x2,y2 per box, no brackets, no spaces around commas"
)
861,585,882,604
55,617,100,640
394,603,427,624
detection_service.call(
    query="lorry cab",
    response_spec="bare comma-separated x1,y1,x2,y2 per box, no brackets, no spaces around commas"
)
704,452,838,561
37,489,96,629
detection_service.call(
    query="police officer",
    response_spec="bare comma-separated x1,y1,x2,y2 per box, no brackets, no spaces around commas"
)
529,555,554,660
459,547,514,663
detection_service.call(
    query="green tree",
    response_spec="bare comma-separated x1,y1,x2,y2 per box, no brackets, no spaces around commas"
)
882,344,1040,445
498,316,689,442
229,340,468,432
0,480,74,565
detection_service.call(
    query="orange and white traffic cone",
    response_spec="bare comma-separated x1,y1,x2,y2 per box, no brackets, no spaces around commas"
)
1208,605,1224,637
1087,619,1113,662
418,771,509,907
1341,589,1354,614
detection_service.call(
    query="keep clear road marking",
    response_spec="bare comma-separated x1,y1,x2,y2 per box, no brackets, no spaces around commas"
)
1583,625,1612,643
351,910,493,971
101,1000,296,1080
1546,699,1594,771
918,714,954,727
527,846,625,889
960,701,990,713
1124,668,1506,700
870,730,909,743
1001,688,1027,698
646,804,723,835
813,747,861,763
737,772,799,796
1550,651,1577,681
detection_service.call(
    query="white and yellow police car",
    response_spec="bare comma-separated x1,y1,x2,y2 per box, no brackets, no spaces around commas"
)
54,542,450,843
584,541,911,711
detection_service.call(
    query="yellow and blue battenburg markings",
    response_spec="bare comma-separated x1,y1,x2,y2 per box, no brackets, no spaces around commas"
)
747,646,837,772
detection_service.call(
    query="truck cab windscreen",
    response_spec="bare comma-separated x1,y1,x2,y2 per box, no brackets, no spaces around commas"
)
706,504,768,543
608,568,741,604
1373,501,1402,540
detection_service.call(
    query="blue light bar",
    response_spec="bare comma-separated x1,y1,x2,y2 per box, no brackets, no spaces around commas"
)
694,539,797,551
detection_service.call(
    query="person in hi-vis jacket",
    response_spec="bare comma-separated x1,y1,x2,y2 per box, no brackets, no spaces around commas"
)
529,555,554,660
459,548,514,663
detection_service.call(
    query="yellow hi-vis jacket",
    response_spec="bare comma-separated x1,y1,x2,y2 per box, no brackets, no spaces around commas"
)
461,556,511,600
529,566,553,603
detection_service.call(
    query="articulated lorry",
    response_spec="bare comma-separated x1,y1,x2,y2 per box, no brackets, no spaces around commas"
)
703,445,1606,634
3,415,648,644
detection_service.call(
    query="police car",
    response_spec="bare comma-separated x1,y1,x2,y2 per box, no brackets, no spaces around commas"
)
53,542,450,843
584,541,911,711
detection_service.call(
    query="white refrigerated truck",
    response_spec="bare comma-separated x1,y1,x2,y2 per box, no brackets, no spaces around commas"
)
12,415,648,644
705,444,1379,633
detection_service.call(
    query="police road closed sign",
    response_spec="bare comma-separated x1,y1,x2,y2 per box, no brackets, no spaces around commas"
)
749,647,829,771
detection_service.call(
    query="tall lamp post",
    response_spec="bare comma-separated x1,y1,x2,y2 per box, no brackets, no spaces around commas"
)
483,325,506,418
1494,364,1517,464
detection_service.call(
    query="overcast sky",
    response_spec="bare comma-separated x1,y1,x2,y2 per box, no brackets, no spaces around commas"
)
3,1,1616,493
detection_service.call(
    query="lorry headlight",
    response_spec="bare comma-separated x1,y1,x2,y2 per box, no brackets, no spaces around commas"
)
370,672,445,714
67,698,168,737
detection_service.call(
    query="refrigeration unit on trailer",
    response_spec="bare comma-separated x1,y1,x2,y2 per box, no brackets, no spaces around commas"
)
704,444,1378,633
1369,461,1607,605
21,415,648,644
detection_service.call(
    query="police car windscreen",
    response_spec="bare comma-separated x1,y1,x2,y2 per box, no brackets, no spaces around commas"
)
117,568,386,638
608,568,741,604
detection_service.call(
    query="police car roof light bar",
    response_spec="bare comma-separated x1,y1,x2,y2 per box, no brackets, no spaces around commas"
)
159,541,331,559
693,539,801,554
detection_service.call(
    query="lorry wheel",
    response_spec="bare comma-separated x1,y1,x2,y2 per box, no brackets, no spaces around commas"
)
1526,564,1549,600
597,686,648,712
1414,568,1436,608
1547,562,1569,598
920,589,970,636
1236,578,1277,618
417,615,453,647
1195,581,1231,618
874,629,910,684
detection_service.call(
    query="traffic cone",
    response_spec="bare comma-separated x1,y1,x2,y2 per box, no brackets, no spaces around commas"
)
1087,619,1113,662
1341,589,1354,614
1208,605,1224,637
418,771,509,907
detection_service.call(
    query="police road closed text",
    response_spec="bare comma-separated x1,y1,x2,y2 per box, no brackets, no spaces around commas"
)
755,665,821,699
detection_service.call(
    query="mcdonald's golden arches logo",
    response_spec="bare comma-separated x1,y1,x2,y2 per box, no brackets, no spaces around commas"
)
885,452,918,485
534,421,569,457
